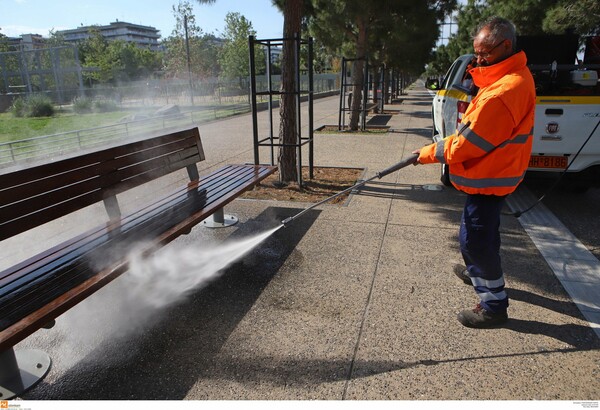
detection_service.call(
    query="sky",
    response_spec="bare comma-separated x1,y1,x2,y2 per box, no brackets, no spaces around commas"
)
0,0,285,40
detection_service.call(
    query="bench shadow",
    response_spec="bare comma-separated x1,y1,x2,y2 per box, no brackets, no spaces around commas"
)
23,206,319,400
366,114,392,126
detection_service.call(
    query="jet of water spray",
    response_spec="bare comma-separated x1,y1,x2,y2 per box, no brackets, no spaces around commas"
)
125,225,282,310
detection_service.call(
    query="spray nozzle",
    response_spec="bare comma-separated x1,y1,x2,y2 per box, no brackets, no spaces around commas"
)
281,217,294,227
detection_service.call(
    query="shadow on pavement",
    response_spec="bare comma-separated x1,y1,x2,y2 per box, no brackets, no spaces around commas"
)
389,127,433,139
503,319,600,348
509,287,598,325
128,324,597,388
367,114,392,126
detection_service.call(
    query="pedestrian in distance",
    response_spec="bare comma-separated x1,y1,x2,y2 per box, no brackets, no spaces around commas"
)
412,16,536,328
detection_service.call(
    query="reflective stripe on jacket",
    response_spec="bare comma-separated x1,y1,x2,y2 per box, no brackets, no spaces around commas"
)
419,51,536,196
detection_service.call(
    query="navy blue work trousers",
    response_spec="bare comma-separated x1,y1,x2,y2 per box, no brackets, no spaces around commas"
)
459,194,508,313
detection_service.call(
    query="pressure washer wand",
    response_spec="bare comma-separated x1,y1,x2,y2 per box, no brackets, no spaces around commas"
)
281,154,419,227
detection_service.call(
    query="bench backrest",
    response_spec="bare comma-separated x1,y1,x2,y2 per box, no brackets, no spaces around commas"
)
0,127,204,242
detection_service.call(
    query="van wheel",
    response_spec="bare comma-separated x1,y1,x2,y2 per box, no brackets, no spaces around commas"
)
440,164,452,186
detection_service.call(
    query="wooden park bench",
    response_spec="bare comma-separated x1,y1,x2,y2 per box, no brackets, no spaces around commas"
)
0,127,276,399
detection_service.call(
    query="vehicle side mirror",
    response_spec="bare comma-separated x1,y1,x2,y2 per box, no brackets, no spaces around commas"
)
425,78,440,90
452,83,478,96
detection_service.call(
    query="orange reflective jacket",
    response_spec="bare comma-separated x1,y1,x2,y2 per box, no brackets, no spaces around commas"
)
419,51,536,196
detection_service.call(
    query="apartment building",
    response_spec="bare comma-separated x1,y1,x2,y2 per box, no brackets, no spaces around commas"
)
57,20,160,50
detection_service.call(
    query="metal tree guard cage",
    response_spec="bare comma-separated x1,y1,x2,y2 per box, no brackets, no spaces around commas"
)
338,57,384,132
0,45,84,105
249,34,314,186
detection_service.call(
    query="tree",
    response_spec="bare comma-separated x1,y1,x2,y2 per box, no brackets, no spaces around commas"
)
47,29,69,47
164,1,202,78
107,41,162,82
192,0,304,181
427,0,600,76
77,27,162,84
78,27,112,83
487,0,562,35
163,1,221,79
218,12,264,81
543,0,600,36
310,0,454,129
369,1,450,106
0,31,9,53
274,0,304,183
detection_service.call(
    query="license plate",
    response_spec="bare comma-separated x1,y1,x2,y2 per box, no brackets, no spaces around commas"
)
528,155,568,169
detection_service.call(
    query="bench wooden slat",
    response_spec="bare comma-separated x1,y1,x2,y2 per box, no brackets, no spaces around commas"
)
0,131,204,241
0,139,201,209
0,164,276,350
0,129,202,190
0,130,200,208
0,162,248,283
0,146,200,232
0,165,248,286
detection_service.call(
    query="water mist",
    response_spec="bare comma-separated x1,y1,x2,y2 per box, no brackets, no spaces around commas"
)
124,225,282,311
38,225,282,369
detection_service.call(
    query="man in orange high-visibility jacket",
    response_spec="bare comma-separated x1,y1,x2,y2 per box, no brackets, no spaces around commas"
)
414,17,535,328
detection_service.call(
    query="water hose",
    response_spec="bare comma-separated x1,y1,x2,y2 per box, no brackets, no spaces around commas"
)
281,154,419,226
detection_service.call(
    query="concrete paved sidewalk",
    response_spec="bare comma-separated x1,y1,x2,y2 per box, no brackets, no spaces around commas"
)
14,83,600,401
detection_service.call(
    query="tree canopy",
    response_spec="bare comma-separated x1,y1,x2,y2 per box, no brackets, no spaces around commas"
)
162,1,220,79
218,12,264,80
0,32,9,53
308,0,455,129
427,0,600,76
77,28,162,84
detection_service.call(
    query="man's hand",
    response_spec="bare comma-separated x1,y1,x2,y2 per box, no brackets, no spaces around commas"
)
412,149,421,165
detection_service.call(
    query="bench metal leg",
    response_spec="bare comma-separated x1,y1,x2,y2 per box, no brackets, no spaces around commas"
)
0,348,51,399
202,208,238,228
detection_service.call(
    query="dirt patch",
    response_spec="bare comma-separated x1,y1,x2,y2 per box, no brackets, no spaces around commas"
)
241,166,364,204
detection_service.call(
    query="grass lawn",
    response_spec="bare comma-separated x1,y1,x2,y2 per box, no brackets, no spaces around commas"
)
0,111,132,143
0,103,250,145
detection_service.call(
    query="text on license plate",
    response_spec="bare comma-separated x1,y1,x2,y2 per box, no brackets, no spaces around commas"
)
528,155,568,169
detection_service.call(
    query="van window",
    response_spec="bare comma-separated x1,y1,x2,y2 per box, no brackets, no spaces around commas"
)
442,60,462,90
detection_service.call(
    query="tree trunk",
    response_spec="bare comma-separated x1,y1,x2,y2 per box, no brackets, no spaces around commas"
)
372,66,381,114
349,18,368,131
278,0,303,183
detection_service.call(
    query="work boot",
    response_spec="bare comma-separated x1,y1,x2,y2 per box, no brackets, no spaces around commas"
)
457,304,508,328
453,264,471,285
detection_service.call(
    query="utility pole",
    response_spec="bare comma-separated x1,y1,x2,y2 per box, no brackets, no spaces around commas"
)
184,14,194,106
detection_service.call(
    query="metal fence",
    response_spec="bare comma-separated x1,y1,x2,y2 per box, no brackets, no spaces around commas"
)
0,72,340,169
0,104,249,168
